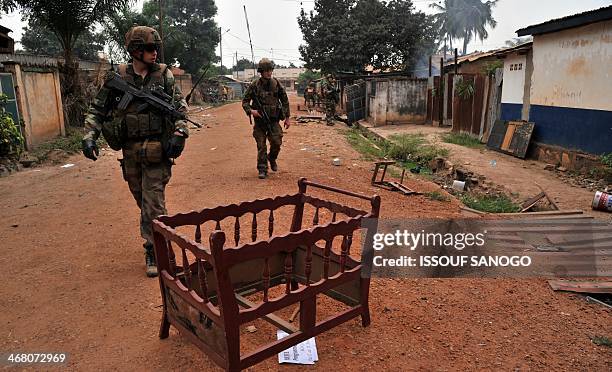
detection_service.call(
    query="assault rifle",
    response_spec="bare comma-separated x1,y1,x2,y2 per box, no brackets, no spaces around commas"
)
247,91,277,134
105,72,203,128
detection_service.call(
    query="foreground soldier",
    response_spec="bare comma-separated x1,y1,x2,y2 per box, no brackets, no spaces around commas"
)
82,26,189,277
322,74,339,125
242,58,290,179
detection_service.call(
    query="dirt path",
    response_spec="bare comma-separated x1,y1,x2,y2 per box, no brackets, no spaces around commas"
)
1,96,610,371
366,122,612,221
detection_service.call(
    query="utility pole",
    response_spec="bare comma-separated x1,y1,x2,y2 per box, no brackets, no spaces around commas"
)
219,26,223,74
158,0,165,63
243,5,256,78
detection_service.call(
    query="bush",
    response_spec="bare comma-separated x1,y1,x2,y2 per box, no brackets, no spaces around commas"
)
0,93,24,156
386,134,449,164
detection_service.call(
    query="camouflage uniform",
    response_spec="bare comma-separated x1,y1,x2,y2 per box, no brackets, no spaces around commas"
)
83,63,188,254
242,77,290,174
322,76,339,125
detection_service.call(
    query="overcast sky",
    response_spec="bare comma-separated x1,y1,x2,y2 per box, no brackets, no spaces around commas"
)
1,0,610,66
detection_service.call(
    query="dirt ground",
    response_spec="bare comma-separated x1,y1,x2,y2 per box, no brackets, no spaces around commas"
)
1,94,610,371
367,122,612,221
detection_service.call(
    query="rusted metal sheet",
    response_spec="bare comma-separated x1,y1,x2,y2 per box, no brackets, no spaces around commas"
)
486,120,535,158
548,280,612,294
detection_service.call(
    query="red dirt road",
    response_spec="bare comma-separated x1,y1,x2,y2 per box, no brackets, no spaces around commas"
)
1,96,610,371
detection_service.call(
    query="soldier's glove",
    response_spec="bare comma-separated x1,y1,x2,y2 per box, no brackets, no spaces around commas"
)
165,134,186,159
82,139,99,161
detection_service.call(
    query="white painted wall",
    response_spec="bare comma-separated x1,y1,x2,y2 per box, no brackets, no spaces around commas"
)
530,19,612,110
501,54,527,104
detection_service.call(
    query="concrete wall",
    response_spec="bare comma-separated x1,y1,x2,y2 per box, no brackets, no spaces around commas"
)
528,19,612,155
500,53,527,121
8,64,65,149
174,74,192,98
366,78,428,126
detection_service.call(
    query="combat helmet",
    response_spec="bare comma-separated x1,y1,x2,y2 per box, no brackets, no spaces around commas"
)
125,26,162,53
257,58,275,73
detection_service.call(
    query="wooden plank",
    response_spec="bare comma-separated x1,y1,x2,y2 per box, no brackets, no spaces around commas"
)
520,192,546,212
548,280,612,294
496,209,584,216
501,122,516,151
234,293,299,334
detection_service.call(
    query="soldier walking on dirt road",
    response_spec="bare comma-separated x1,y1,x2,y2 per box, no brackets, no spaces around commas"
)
81,26,189,277
242,58,291,179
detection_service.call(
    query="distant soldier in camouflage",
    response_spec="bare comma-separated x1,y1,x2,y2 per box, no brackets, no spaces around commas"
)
242,58,291,179
82,26,189,277
321,74,339,125
304,80,316,110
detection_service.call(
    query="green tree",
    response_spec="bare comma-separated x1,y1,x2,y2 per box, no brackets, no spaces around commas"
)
298,0,359,73
101,5,150,61
297,69,322,88
233,58,253,71
7,1,130,94
299,0,437,73
141,0,219,75
21,17,104,60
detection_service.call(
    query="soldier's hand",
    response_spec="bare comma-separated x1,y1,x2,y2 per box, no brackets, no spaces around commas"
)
251,110,262,118
165,134,186,159
284,118,291,129
82,139,99,161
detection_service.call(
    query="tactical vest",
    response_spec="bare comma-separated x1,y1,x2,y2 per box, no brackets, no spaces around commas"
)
101,64,169,150
253,77,284,120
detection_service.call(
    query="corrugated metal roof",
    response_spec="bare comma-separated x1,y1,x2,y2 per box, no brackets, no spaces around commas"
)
517,5,612,36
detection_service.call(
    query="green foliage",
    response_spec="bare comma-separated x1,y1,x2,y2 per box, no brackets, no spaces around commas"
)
426,191,450,202
591,336,612,347
461,193,520,213
441,132,483,148
482,60,503,76
31,126,87,162
387,133,449,164
298,70,322,87
455,76,475,99
601,153,612,168
103,0,219,75
298,0,437,73
233,58,254,72
20,17,103,60
0,94,23,156
345,128,385,160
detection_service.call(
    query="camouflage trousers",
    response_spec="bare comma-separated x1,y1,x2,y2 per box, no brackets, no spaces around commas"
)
252,120,283,172
120,141,172,247
324,100,336,125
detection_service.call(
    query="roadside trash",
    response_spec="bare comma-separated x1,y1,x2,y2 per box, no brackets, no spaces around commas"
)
61,164,75,168
452,180,466,191
277,330,318,365
246,325,257,333
489,160,497,167
210,147,217,150
592,191,612,212
333,158,342,166
410,165,422,174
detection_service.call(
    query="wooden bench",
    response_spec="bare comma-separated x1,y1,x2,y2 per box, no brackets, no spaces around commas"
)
152,178,381,371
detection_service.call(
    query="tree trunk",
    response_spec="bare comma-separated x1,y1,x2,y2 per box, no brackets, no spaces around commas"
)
462,34,468,55
60,45,86,127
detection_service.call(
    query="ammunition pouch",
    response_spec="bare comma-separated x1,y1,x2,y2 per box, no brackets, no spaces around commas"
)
128,139,163,164
124,112,163,139
101,117,125,151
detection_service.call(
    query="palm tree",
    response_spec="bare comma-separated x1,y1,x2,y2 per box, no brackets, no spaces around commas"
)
431,0,498,55
430,0,462,54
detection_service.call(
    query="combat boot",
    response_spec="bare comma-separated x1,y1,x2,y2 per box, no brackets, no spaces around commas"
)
144,243,158,277
258,170,267,179
269,159,278,172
